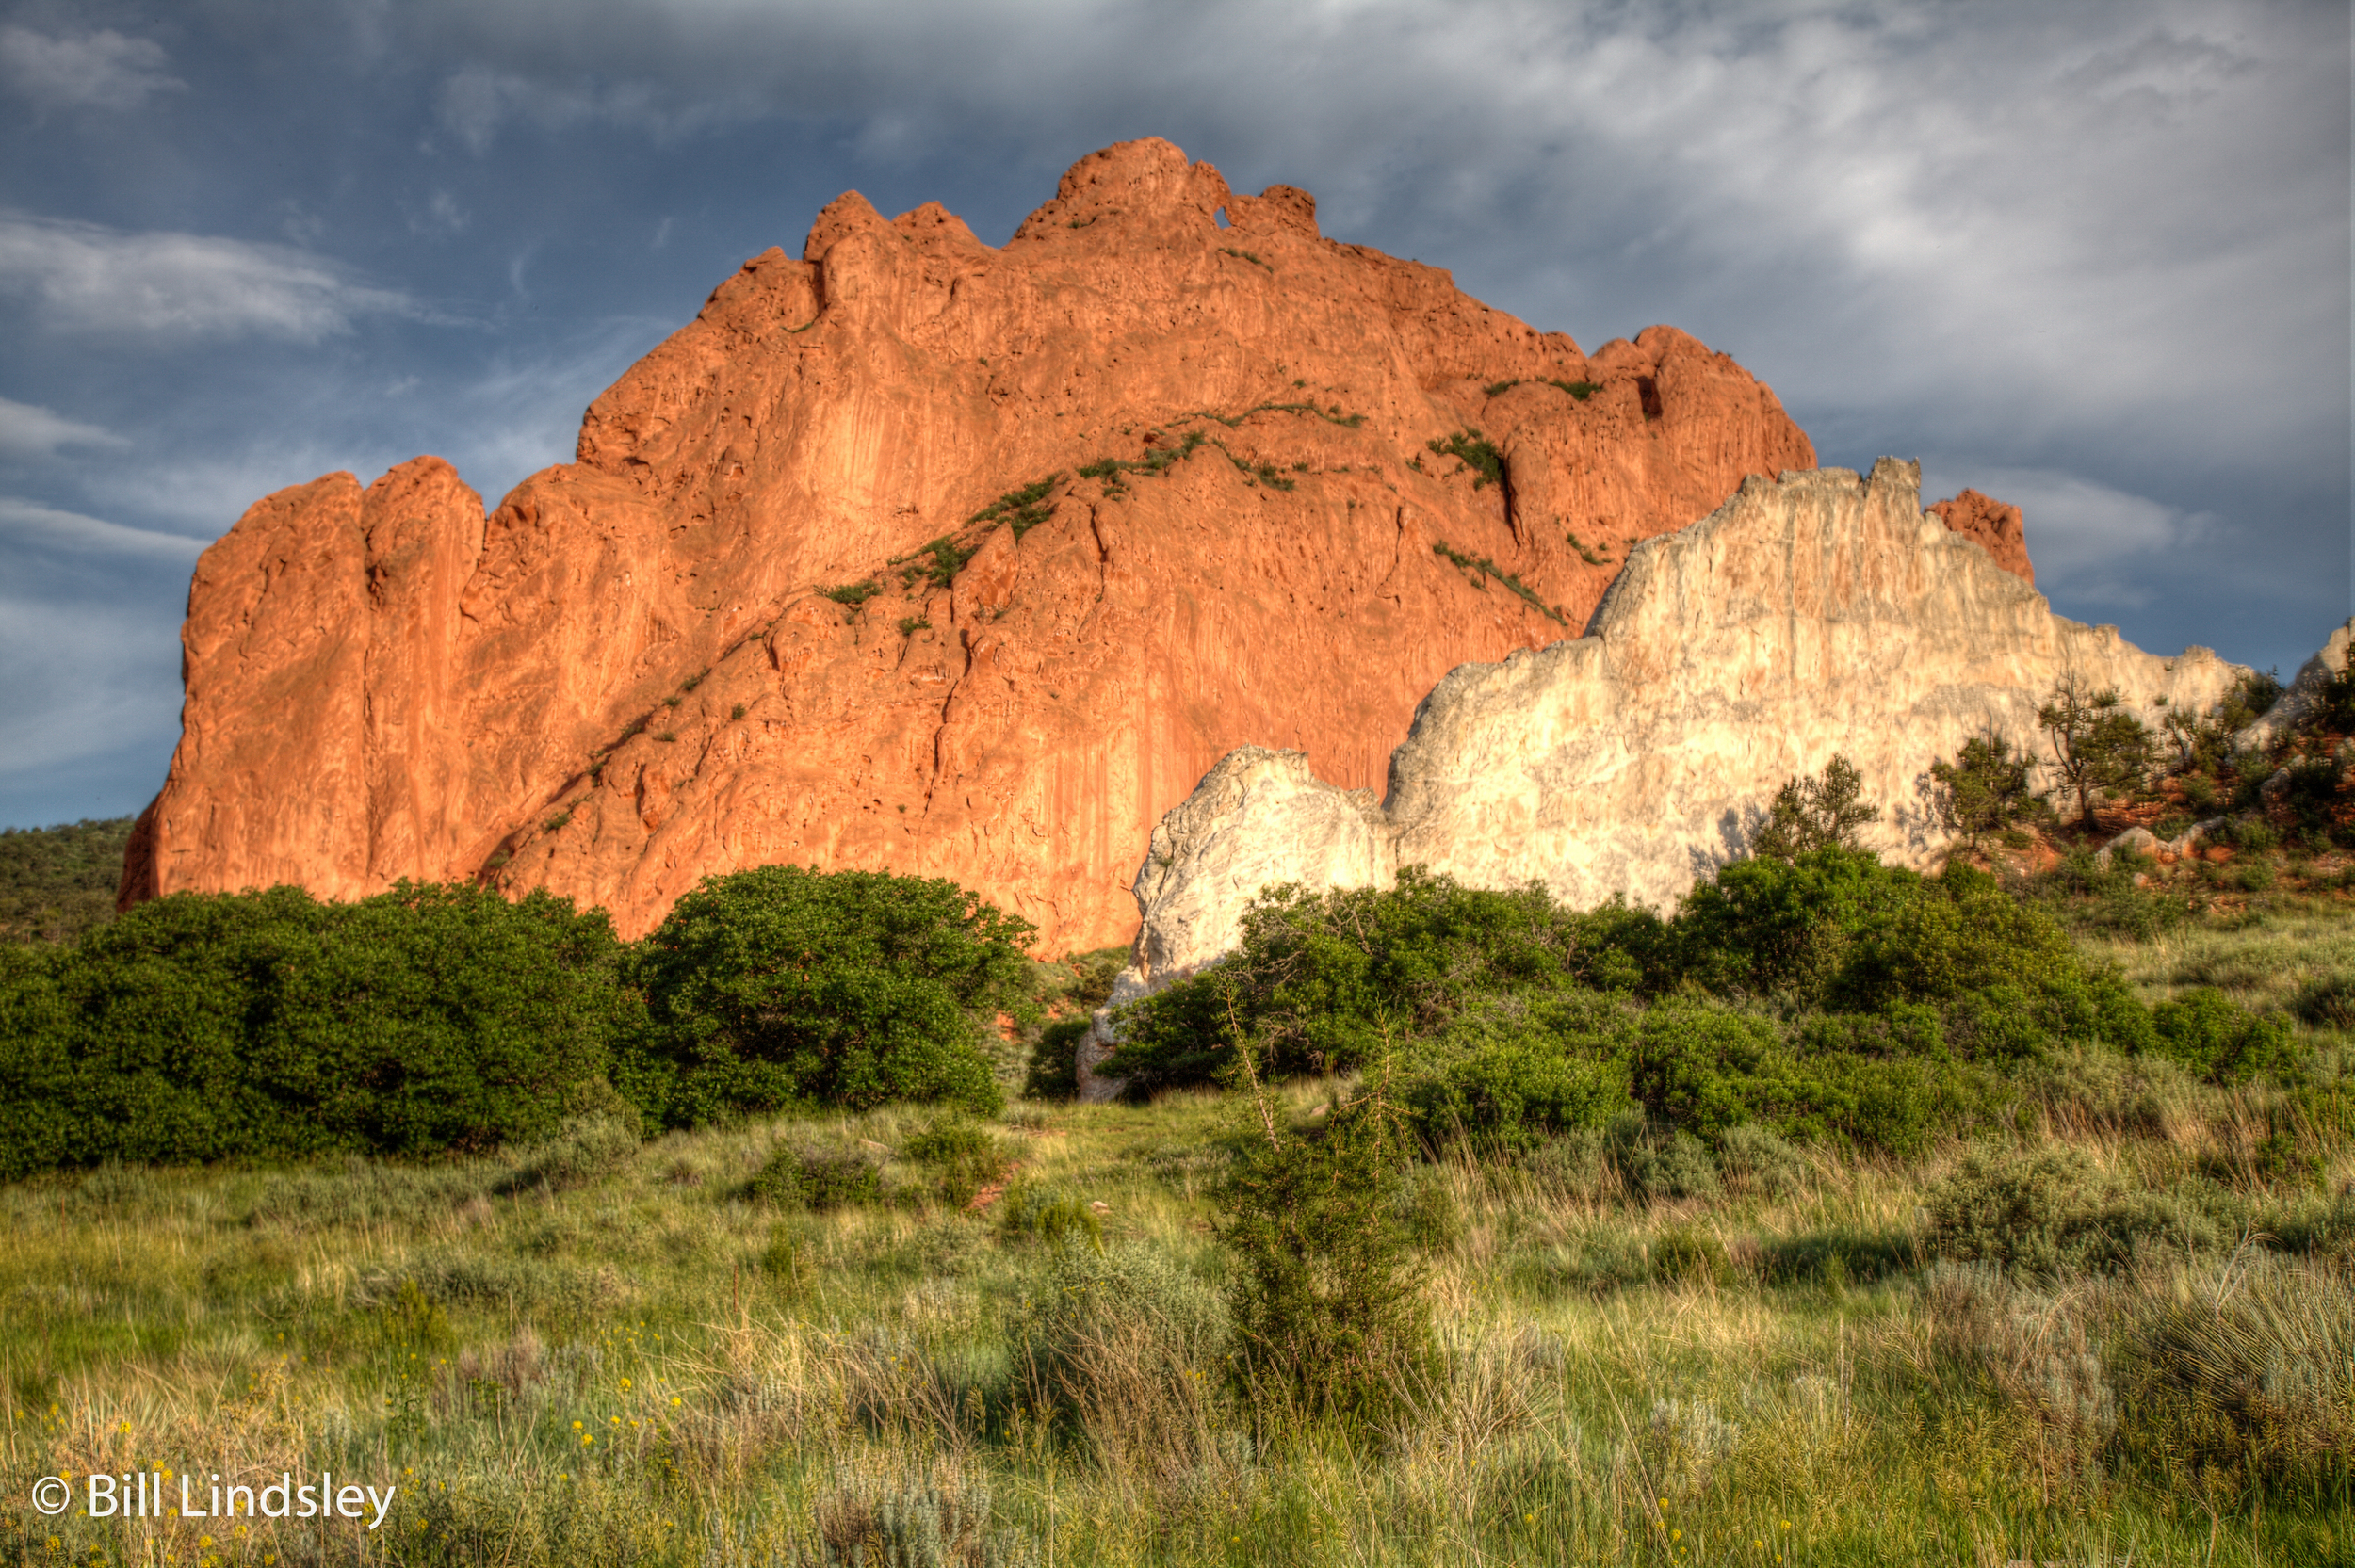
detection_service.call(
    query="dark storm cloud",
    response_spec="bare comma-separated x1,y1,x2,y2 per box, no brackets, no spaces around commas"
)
0,0,2345,826
332,0,2355,631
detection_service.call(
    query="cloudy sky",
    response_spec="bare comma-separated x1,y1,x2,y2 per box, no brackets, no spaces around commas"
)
0,0,2347,829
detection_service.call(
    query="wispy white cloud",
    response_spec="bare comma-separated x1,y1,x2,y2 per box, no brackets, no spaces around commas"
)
0,397,127,460
1927,464,2217,611
0,212,421,345
0,497,209,557
409,189,471,237
435,60,749,154
0,24,184,115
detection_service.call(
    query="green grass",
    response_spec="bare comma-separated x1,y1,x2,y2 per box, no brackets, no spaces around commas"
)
819,579,880,608
3,863,2349,1566
3,960,2347,1564
967,475,1063,542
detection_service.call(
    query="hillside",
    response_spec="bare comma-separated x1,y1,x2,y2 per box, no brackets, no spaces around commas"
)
0,817,133,944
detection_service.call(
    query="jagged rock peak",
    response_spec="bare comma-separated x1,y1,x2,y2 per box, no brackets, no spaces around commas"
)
132,137,1844,949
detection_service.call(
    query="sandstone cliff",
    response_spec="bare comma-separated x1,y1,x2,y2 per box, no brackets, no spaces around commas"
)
1077,459,2242,1095
126,137,1831,948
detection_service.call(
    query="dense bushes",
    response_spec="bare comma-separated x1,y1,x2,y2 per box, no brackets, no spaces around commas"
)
1111,850,2295,1160
619,865,1034,1126
1112,867,1663,1093
0,865,1043,1177
0,835,2309,1184
0,882,625,1177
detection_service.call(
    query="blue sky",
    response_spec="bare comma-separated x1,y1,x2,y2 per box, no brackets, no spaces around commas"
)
0,0,2347,829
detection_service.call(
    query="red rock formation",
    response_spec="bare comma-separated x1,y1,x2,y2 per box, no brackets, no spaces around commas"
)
1928,488,2034,587
127,137,1832,951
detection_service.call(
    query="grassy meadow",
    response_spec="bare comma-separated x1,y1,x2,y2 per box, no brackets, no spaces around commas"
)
1,887,2349,1568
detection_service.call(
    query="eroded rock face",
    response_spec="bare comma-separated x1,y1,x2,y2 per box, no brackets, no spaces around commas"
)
2236,618,2353,751
1927,488,2034,587
1077,459,2241,1097
125,137,1822,949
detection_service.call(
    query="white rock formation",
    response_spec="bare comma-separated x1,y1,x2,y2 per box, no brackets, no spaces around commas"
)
2236,618,2353,751
1073,747,1388,1093
1077,459,2248,1099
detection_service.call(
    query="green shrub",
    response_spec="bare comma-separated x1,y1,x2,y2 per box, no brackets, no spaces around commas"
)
2292,973,2355,1030
1424,428,1503,489
2218,816,2278,853
803,1475,1030,1568
1522,1126,1614,1200
1930,732,2051,849
902,1114,1012,1206
1672,847,1918,1002
893,534,984,590
1430,542,1567,625
622,866,1033,1126
496,1114,638,1194
1218,1083,1430,1423
1618,1125,1720,1202
1757,1226,1915,1286
1016,1237,1230,1471
1831,863,2081,1011
1648,1224,1730,1285
2269,1191,2355,1258
2148,989,2296,1083
1113,868,1664,1092
1922,1149,2244,1275
2166,670,2281,778
0,881,627,1177
1399,994,1637,1149
1024,1016,1092,1101
996,1183,1102,1247
1749,754,1878,862
1713,1121,1810,1197
748,1143,885,1211
1631,999,1942,1155
1925,1147,2104,1274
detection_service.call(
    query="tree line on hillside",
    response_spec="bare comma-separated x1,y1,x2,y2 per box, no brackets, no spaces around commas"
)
0,817,134,946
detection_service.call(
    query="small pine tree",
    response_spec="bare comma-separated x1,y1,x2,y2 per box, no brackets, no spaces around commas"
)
1216,1009,1428,1425
2038,674,2157,826
1930,731,2051,849
1750,754,1878,861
